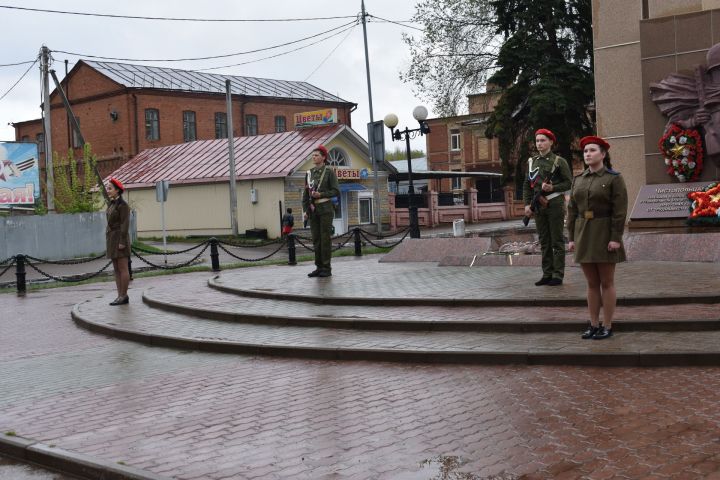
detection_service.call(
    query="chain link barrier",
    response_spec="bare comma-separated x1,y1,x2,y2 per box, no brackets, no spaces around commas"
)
217,238,284,249
131,242,208,255
292,231,355,253
357,226,411,239
0,257,17,278
24,258,113,283
0,256,15,266
24,252,108,265
216,239,287,262
332,231,355,251
359,228,411,248
131,243,209,270
293,235,315,252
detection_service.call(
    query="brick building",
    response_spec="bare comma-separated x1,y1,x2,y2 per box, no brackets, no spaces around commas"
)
12,60,356,179
424,88,505,203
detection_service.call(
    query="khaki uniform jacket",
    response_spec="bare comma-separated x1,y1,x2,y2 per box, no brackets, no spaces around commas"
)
106,198,130,259
567,167,628,263
522,152,572,206
302,165,340,215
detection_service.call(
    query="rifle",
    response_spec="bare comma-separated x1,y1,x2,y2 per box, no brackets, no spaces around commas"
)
522,169,562,227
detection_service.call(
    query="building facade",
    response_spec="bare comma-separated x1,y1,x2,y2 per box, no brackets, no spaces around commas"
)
13,60,355,181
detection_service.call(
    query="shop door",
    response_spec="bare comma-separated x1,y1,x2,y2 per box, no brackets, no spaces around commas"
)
332,192,347,235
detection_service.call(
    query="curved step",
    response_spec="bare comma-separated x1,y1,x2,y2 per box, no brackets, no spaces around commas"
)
142,283,720,332
72,292,720,366
208,262,720,307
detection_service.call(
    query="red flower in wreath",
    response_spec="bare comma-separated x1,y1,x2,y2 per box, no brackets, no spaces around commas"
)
658,124,704,182
688,182,720,219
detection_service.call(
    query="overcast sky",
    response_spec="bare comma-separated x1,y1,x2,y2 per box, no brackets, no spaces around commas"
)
0,0,432,153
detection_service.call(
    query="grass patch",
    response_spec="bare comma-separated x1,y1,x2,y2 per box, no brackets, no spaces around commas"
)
4,431,16,436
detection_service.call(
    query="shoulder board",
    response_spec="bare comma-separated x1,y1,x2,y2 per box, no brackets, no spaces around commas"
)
606,168,621,175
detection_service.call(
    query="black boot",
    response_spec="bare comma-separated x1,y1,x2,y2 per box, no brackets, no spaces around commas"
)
581,325,599,339
593,326,613,340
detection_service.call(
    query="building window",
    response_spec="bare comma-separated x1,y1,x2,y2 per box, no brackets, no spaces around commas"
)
358,193,373,224
145,109,160,141
36,133,45,153
245,114,258,136
452,171,462,191
327,147,348,166
183,111,197,142
214,112,227,139
71,117,83,148
450,129,461,151
274,116,286,133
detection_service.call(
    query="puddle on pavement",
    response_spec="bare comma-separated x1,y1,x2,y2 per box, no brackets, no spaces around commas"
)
0,455,76,479
404,455,519,480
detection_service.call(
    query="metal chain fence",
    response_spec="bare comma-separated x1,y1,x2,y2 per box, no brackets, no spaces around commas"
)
24,259,114,283
24,252,107,265
217,238,284,249
131,243,209,270
358,226,411,239
359,228,411,248
216,239,287,262
0,257,17,278
131,242,208,255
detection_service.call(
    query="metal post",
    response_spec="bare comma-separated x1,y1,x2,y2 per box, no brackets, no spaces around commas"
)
209,238,221,272
361,0,382,234
15,255,26,296
287,234,297,265
406,131,420,238
353,227,362,256
40,46,54,212
225,80,239,236
128,256,133,281
160,194,167,265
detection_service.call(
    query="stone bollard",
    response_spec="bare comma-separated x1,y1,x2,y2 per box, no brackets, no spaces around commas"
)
209,238,221,272
15,255,26,296
287,234,297,265
353,228,362,257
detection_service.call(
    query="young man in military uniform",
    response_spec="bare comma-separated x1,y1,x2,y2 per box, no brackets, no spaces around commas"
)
523,129,573,286
302,145,340,278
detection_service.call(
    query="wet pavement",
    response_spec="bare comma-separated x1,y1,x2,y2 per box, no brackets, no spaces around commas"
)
0,455,76,479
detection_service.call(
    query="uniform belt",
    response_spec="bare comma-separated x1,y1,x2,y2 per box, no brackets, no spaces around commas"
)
578,211,611,219
314,198,330,204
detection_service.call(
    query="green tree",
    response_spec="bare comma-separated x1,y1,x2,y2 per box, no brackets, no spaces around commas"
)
485,0,594,185
52,144,103,213
385,147,426,161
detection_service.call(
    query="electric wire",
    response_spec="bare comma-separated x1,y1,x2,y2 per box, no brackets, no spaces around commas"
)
196,23,358,72
367,14,425,32
0,5,356,22
303,24,357,81
0,60,37,67
54,20,357,63
0,58,38,102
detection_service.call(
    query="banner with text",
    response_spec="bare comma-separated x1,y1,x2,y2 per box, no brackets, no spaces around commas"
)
0,142,40,205
294,108,338,128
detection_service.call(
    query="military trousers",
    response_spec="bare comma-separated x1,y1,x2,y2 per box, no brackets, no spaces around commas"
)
534,197,566,280
309,201,335,273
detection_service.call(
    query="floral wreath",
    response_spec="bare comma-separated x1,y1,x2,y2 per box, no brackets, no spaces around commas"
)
687,182,720,226
659,124,704,182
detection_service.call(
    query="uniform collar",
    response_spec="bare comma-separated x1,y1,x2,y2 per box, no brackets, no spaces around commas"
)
582,166,607,177
537,151,555,161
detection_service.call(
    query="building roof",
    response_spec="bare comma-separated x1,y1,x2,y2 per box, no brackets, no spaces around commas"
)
108,125,371,188
82,60,351,104
389,157,427,173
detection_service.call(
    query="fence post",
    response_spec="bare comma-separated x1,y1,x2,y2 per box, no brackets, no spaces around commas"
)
209,238,221,272
128,255,133,281
15,255,26,296
287,234,297,265
353,228,362,256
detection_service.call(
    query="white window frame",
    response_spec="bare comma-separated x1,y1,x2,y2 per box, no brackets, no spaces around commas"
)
452,172,462,191
358,191,374,224
450,129,461,151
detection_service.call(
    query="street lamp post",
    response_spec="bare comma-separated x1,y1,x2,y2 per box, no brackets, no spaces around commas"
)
383,106,431,239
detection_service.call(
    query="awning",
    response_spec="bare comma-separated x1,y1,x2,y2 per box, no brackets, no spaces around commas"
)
339,182,368,192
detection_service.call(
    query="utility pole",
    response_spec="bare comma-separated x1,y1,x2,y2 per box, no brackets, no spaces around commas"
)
225,79,239,236
40,45,54,212
361,0,382,233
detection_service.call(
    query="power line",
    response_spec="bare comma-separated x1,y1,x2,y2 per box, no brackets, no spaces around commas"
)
0,4,356,22
53,20,357,63
0,58,38,102
197,23,358,72
368,15,425,32
304,24,357,81
0,60,37,68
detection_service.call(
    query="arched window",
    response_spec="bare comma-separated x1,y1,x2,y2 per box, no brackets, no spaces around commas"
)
327,147,349,167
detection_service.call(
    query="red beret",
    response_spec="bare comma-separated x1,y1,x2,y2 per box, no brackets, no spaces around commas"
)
580,136,610,151
313,145,328,158
535,129,556,143
109,177,125,193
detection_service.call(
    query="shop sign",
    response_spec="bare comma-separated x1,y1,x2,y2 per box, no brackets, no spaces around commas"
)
0,142,39,205
294,108,337,128
334,168,371,180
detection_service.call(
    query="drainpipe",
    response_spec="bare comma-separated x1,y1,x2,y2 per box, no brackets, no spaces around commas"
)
132,93,139,155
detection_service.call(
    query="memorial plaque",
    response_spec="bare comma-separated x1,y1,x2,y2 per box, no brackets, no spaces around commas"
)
630,182,714,219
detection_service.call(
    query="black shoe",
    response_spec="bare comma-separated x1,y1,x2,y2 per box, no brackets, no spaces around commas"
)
547,278,563,286
581,325,599,339
308,270,321,277
317,270,332,277
535,277,551,286
593,326,613,340
109,295,129,306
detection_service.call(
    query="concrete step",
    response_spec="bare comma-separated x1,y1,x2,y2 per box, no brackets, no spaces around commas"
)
72,291,720,366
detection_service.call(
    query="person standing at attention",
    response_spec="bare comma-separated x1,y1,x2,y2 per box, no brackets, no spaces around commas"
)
106,178,131,305
302,145,339,278
523,129,573,286
567,136,628,340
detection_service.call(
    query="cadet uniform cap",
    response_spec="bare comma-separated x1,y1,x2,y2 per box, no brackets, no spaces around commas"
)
535,129,556,143
580,136,611,151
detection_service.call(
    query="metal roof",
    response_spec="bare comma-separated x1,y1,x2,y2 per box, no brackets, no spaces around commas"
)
83,60,350,104
108,125,355,188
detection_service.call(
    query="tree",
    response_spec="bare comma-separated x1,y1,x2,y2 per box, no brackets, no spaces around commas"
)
52,144,103,213
485,0,594,185
401,0,500,116
385,147,426,161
